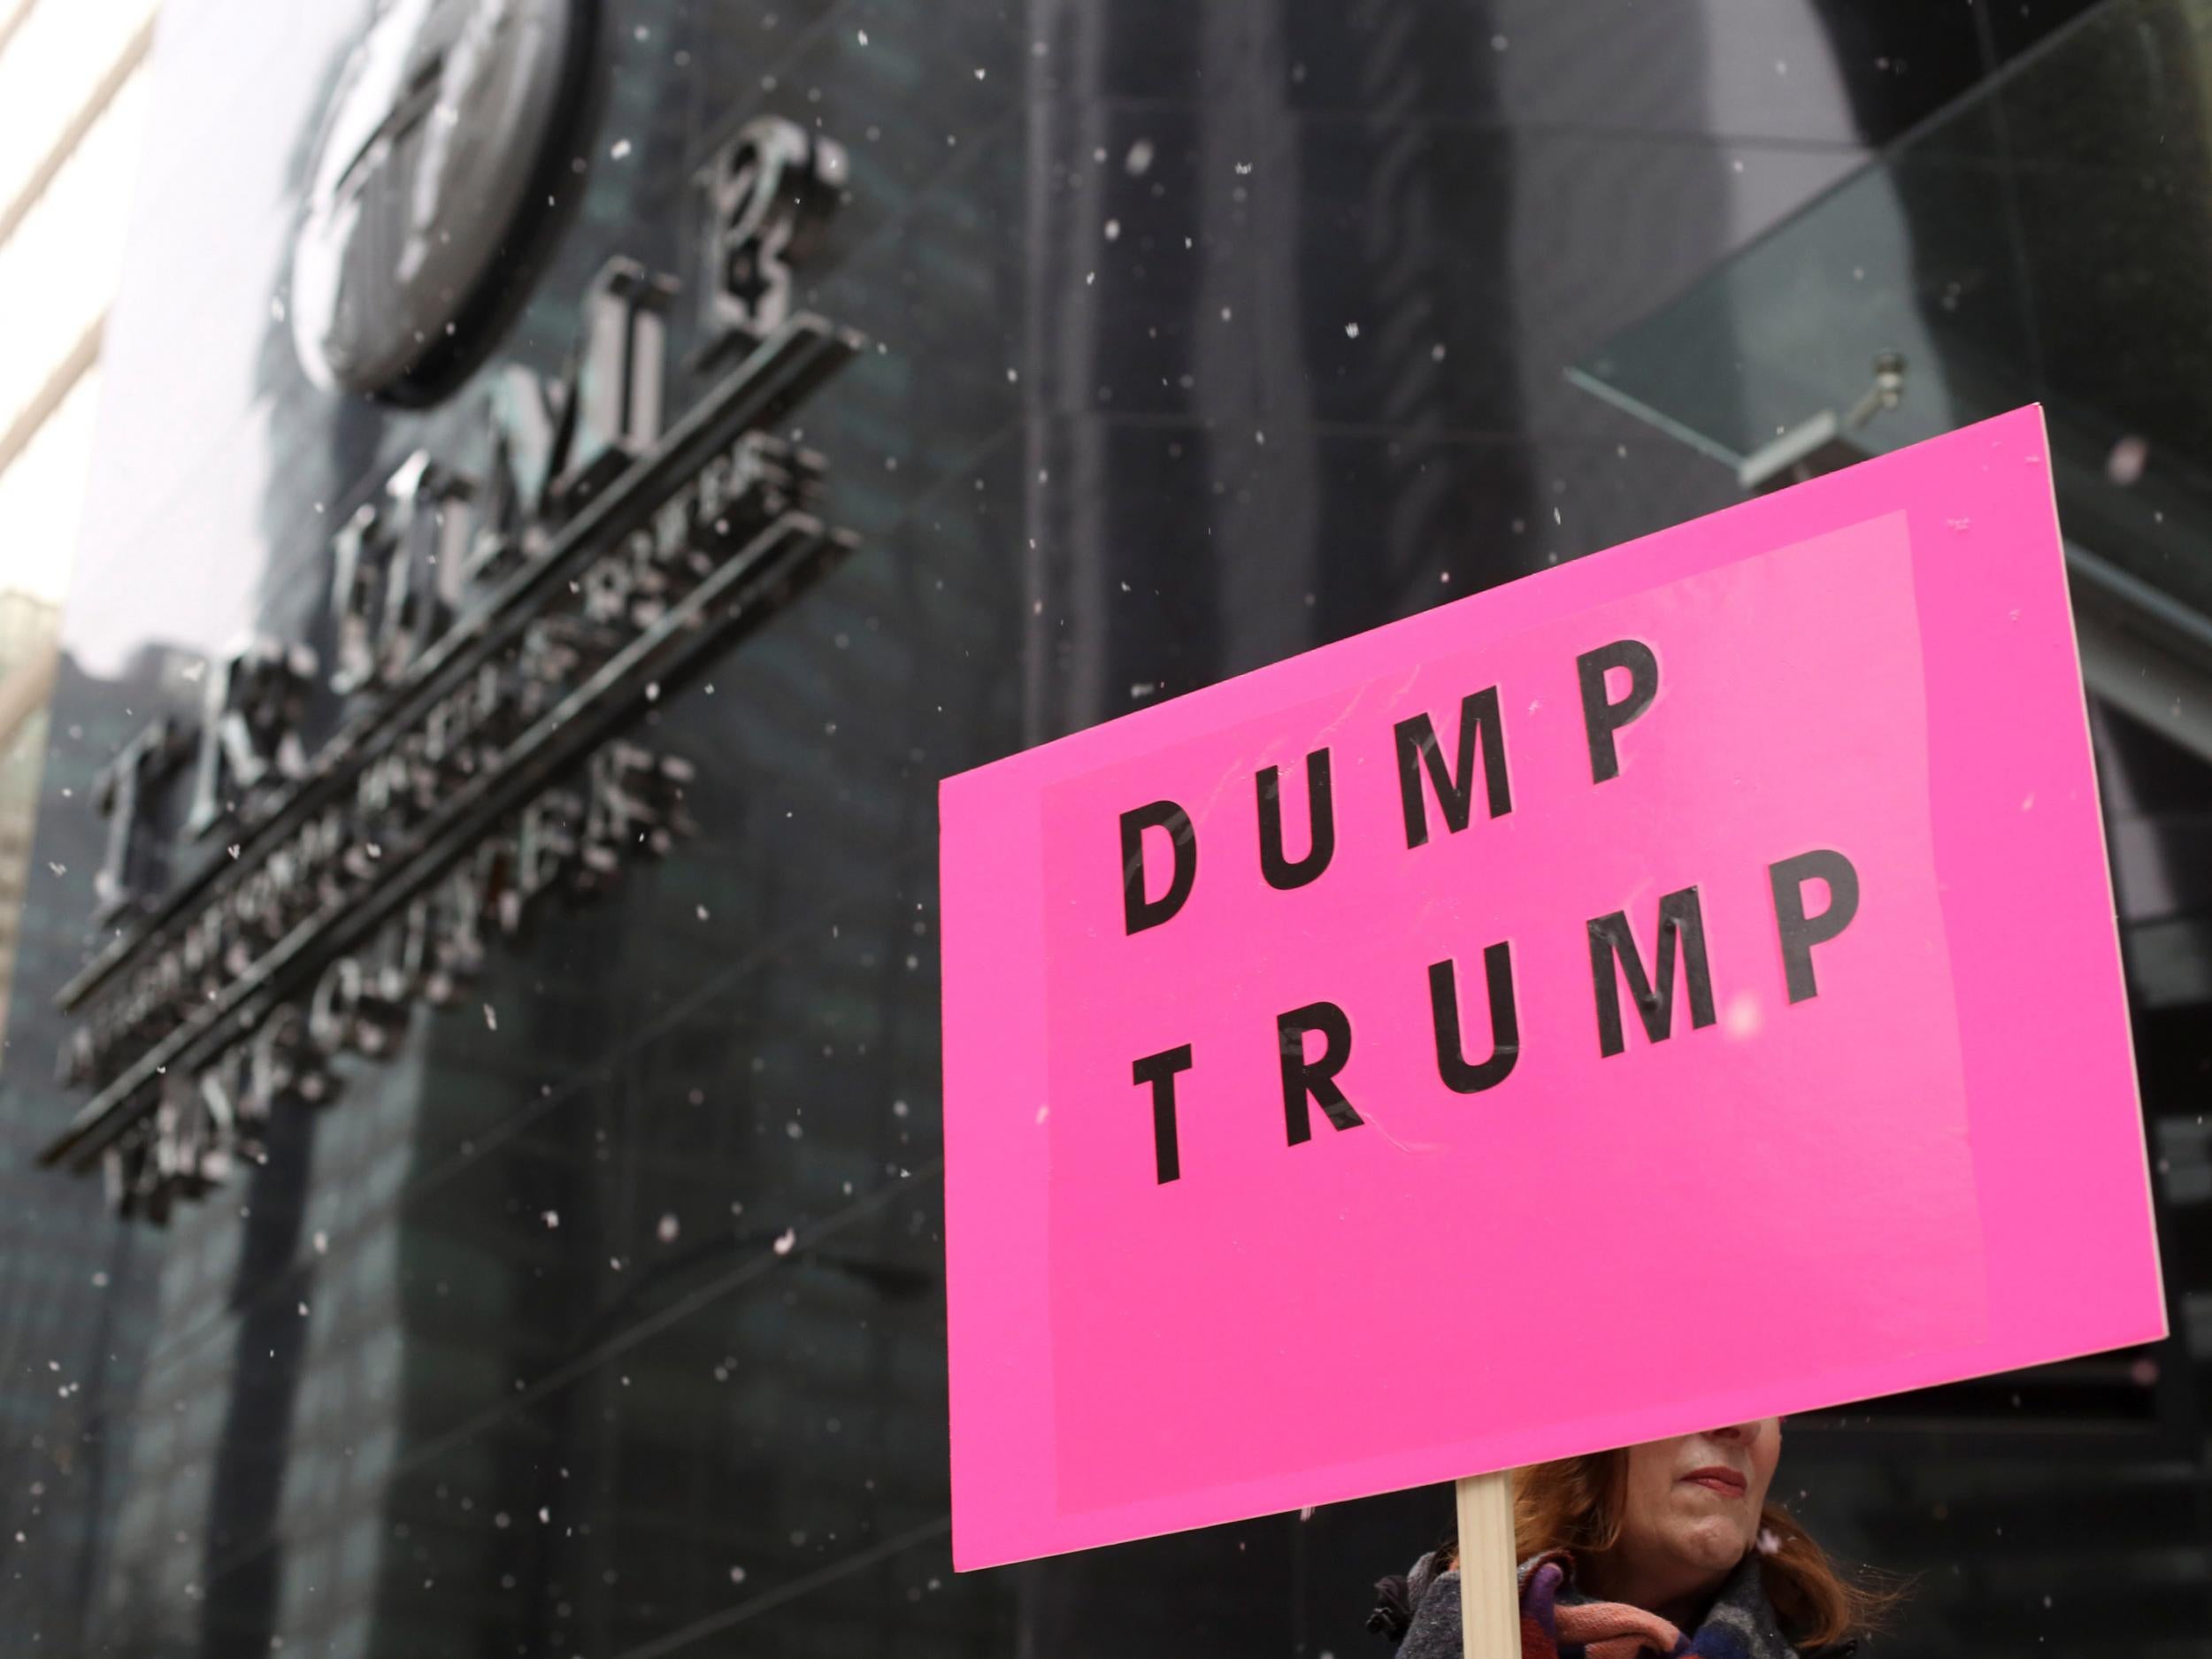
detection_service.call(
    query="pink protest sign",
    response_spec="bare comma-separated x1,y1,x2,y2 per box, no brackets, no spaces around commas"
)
939,405,2163,1571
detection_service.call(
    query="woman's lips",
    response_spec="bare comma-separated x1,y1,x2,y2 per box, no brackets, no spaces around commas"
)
1681,1466,1747,1499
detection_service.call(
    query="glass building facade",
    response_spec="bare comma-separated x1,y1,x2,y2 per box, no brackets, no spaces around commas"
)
1,2,2208,1657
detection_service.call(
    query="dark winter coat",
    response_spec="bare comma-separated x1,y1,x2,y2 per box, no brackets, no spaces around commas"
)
1371,1548,1857,1659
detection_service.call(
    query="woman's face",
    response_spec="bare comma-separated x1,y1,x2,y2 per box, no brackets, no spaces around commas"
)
1613,1419,1783,1591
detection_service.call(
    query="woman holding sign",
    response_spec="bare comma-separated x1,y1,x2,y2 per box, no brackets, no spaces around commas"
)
1371,1422,1887,1657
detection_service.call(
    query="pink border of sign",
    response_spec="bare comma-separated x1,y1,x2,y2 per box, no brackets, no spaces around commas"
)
941,406,2163,1571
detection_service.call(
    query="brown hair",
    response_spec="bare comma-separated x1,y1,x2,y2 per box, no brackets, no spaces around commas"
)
1440,1453,1900,1652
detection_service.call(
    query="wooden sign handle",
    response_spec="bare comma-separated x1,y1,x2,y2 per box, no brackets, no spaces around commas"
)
1455,1471,1518,1658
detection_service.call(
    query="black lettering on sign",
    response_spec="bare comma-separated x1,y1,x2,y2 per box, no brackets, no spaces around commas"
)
1394,687,1512,849
1576,639,1659,785
1277,1002,1363,1145
1428,942,1520,1093
1769,849,1861,1003
1120,800,1197,933
1256,749,1336,891
1131,1044,1196,1184
1587,886,1716,1057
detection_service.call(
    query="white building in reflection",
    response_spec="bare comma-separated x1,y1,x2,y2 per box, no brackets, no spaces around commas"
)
0,0,157,1045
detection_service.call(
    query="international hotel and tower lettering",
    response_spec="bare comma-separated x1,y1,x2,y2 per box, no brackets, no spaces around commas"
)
39,0,863,1220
